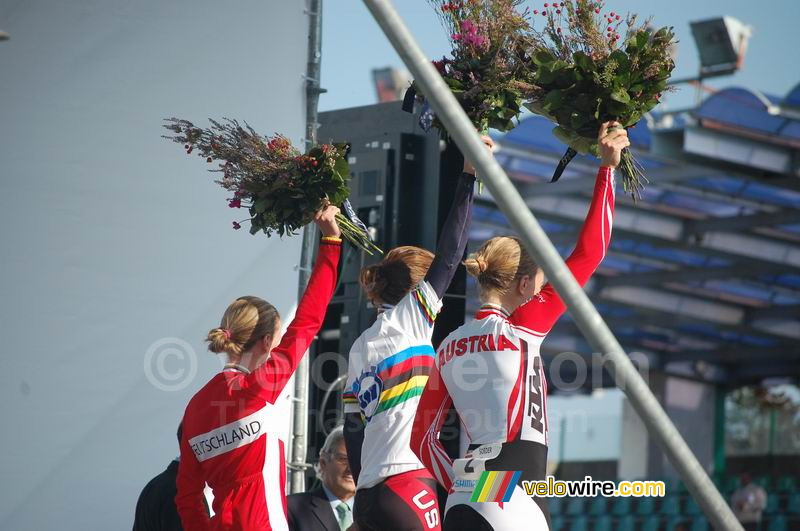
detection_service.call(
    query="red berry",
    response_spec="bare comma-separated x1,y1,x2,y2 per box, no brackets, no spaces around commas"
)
610,11,615,16
542,11,547,16
616,15,620,20
534,9,538,13
206,157,212,163
595,8,600,13
312,160,318,166
560,2,565,5
556,9,561,14
544,2,548,6
557,27,562,33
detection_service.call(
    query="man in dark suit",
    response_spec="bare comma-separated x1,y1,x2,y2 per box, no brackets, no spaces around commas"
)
133,424,184,531
288,426,356,531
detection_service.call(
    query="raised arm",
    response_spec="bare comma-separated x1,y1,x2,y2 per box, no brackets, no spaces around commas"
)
410,365,454,490
244,206,342,403
425,136,493,298
511,123,628,334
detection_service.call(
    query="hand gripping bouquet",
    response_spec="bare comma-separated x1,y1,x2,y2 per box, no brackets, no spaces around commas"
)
524,0,676,198
164,118,381,254
405,0,538,135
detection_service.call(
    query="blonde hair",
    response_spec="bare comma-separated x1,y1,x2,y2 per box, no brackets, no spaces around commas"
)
464,236,539,295
360,246,434,305
206,296,279,358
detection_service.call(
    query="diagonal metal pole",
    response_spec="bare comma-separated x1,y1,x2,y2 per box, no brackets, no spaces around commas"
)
361,1,742,529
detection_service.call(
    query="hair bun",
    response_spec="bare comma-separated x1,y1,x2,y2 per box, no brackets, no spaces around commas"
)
476,257,488,273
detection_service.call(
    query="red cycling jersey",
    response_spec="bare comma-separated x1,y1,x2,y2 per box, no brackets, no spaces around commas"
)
411,167,615,492
176,239,341,531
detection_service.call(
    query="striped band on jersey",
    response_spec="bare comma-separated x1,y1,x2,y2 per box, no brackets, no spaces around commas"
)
342,391,357,406
470,471,521,503
374,345,435,415
413,287,437,327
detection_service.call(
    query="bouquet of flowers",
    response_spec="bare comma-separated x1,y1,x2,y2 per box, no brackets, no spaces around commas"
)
163,117,382,254
523,0,676,197
406,0,538,135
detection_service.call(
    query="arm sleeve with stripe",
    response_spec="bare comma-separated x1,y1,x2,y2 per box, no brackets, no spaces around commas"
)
410,365,455,490
510,167,616,334
243,239,341,403
425,172,477,299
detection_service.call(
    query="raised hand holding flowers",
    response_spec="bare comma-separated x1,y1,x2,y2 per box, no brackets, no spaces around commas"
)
523,0,676,198
163,117,381,254
407,0,537,135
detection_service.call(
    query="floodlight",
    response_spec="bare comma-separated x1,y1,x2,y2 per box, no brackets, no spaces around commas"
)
689,16,752,78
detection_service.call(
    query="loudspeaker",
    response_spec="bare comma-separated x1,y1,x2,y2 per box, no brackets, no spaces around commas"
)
304,102,466,471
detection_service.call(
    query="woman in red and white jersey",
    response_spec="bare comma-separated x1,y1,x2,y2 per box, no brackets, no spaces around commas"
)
175,205,342,531
411,123,629,531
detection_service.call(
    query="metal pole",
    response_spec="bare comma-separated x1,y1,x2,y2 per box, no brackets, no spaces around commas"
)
360,1,742,529
290,0,324,495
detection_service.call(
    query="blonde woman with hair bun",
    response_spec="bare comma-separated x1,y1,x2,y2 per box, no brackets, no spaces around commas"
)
412,122,629,531
175,205,343,531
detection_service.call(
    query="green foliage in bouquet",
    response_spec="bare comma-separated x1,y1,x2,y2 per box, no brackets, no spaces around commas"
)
414,0,539,134
524,0,676,197
163,118,381,254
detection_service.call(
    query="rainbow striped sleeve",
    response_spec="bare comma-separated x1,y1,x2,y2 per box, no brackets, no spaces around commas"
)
413,286,438,327
470,471,522,503
342,390,357,406
374,345,435,415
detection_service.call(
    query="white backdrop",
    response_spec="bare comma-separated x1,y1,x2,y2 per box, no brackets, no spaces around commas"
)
0,1,308,528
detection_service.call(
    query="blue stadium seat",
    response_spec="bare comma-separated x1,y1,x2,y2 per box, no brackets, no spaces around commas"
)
766,514,788,531
636,497,656,515
665,517,688,531
616,515,636,531
570,515,589,531
592,515,612,531
641,515,661,531
549,497,564,516
787,493,800,514
776,476,796,493
754,475,771,489
588,496,607,516
685,496,702,516
612,497,632,516
566,497,585,515
660,496,681,516
766,493,781,513
690,517,709,531
551,515,565,531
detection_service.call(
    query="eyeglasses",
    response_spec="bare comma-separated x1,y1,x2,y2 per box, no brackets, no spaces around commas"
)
324,452,350,465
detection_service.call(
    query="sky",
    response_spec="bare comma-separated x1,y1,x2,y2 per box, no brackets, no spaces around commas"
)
319,0,800,113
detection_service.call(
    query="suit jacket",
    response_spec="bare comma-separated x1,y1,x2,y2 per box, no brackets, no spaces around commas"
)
133,460,183,531
287,487,342,531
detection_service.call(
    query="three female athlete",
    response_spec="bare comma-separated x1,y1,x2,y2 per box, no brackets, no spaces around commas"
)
410,122,629,531
175,205,342,531
343,138,494,531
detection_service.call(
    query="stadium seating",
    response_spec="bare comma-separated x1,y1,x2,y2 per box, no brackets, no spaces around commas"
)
545,474,799,531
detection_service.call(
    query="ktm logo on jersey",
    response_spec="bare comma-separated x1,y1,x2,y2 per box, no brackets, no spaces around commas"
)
437,334,519,367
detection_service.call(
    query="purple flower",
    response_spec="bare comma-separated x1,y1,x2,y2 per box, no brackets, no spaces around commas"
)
228,198,242,208
232,221,241,230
